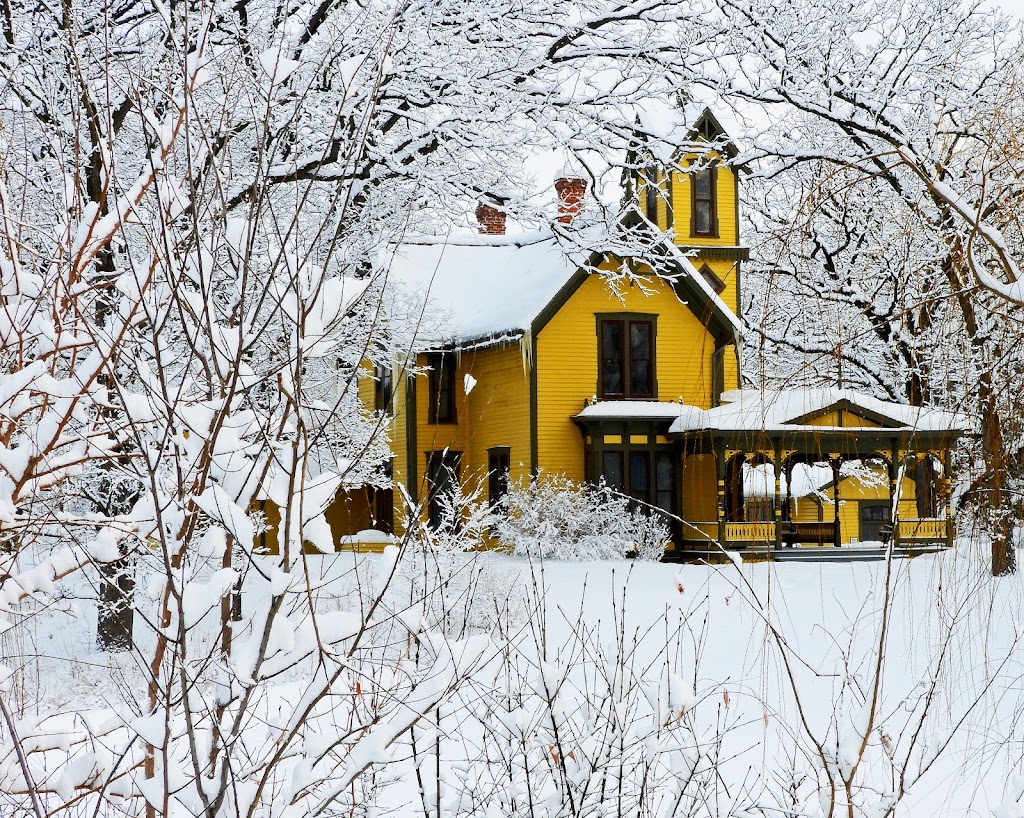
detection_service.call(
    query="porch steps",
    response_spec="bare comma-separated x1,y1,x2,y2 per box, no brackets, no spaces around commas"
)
669,543,949,564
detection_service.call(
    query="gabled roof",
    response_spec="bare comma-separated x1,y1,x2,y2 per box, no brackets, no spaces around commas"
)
380,215,743,351
669,388,966,436
377,234,582,348
677,107,742,162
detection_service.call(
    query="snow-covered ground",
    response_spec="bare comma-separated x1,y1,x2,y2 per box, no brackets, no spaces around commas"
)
4,543,1024,817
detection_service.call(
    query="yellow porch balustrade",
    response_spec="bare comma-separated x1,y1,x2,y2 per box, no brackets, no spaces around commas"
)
897,518,950,541
682,521,720,543
724,522,776,543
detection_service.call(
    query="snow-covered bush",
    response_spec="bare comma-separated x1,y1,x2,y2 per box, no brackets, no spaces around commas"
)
493,475,670,560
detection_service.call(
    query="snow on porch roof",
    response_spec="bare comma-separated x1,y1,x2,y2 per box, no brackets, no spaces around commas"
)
574,400,688,422
377,233,582,347
668,388,967,435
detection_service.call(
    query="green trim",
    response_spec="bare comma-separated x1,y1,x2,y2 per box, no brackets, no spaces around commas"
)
529,329,539,478
734,169,741,245
405,371,418,504
785,398,908,430
735,260,742,323
676,246,750,261
665,169,674,232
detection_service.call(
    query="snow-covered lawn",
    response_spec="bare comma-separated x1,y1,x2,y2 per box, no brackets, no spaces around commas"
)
3,544,1023,817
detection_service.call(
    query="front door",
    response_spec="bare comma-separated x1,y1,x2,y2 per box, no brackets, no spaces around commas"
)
860,503,888,543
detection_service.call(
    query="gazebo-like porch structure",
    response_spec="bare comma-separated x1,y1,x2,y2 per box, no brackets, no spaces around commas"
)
669,389,964,551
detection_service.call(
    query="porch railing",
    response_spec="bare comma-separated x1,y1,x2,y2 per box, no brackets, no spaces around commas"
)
724,522,776,543
897,518,950,542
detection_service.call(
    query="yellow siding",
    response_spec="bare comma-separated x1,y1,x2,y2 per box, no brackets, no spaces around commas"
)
389,368,410,532
792,496,824,522
670,158,739,247
804,410,883,428
414,352,468,505
384,343,533,525
638,158,742,317
257,491,373,555
722,343,740,392
356,360,376,412
681,454,717,523
459,343,532,490
535,270,718,479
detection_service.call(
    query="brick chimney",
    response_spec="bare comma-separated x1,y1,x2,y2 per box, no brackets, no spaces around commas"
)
554,168,588,224
475,201,506,235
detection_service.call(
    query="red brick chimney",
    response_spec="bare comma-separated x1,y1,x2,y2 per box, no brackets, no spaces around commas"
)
554,168,588,224
475,201,506,235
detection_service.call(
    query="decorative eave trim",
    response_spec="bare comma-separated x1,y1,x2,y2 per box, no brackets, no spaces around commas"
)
677,245,750,261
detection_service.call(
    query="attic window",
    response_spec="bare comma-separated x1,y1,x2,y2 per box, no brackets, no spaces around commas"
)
698,264,725,295
696,115,720,142
691,167,717,237
642,166,659,223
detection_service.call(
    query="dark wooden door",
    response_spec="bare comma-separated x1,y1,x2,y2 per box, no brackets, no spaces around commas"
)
860,503,888,543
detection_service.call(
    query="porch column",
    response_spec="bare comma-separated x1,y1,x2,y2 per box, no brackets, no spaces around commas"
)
891,441,901,547
831,455,842,547
887,450,896,546
716,442,727,547
944,446,953,548
773,443,782,550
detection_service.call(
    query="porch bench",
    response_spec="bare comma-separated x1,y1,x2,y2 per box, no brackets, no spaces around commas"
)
781,521,836,547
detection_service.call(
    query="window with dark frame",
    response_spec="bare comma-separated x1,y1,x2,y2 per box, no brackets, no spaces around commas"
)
487,447,510,510
599,317,654,399
426,450,461,531
643,166,659,224
698,263,726,295
427,352,457,424
599,448,676,519
368,460,394,534
374,362,393,414
691,167,717,237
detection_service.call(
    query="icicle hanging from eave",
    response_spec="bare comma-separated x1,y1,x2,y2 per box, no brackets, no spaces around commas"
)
520,332,533,375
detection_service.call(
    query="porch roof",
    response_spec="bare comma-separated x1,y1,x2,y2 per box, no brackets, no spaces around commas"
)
573,400,687,423
668,388,966,436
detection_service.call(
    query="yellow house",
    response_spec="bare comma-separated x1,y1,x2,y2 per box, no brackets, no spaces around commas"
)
316,109,963,555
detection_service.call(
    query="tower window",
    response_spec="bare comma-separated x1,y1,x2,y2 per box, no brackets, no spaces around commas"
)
691,167,717,237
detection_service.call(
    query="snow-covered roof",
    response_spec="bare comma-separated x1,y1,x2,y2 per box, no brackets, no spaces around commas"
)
379,234,582,347
669,388,966,435
574,400,688,422
380,221,743,349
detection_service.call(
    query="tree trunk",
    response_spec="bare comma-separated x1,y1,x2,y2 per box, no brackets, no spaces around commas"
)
97,556,135,651
980,373,1015,575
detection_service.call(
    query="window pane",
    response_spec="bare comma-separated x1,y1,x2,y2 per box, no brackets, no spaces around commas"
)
602,321,623,356
629,452,650,502
630,360,651,397
630,322,650,359
488,451,510,509
601,321,624,397
694,169,712,198
695,202,711,234
603,451,624,490
656,453,674,491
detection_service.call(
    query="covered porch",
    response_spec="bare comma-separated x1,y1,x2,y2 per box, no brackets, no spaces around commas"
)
669,390,964,552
